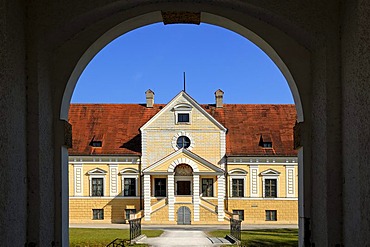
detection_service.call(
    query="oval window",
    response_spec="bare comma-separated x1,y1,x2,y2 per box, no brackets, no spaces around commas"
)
176,136,191,149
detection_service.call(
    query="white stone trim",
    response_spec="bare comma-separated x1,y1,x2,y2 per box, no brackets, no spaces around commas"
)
217,175,225,221
171,131,195,151
168,157,199,173
73,164,83,196
109,164,118,197
193,174,200,221
141,130,148,169
285,165,295,197
220,131,226,159
168,174,175,221
250,165,259,197
143,175,151,221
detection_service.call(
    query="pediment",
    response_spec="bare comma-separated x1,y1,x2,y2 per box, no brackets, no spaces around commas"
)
140,91,226,131
260,169,280,176
87,168,107,175
142,148,224,174
228,168,248,175
119,168,139,174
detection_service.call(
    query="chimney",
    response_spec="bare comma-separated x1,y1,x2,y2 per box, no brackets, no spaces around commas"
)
145,89,154,108
215,89,224,108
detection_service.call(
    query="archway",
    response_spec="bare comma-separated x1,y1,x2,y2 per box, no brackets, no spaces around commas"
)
55,4,311,246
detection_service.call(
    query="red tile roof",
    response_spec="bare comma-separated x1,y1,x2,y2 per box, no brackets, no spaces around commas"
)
68,104,297,156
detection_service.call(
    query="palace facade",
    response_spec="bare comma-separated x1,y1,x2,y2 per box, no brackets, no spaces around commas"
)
68,90,298,225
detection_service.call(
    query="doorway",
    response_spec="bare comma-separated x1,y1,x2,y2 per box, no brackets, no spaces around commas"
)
177,181,191,195
177,206,191,225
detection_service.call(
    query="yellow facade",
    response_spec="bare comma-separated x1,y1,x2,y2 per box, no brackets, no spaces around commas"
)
69,91,298,225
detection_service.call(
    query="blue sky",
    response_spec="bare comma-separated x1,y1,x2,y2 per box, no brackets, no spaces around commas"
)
71,23,294,104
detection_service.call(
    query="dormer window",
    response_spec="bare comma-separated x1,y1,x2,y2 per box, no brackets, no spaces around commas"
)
259,134,272,148
173,103,192,124
90,141,102,147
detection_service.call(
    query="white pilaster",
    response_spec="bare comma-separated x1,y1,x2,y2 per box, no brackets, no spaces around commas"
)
143,174,151,221
285,165,295,197
217,174,225,221
168,174,175,221
141,130,148,169
193,174,200,221
109,164,118,197
250,165,259,197
73,164,83,196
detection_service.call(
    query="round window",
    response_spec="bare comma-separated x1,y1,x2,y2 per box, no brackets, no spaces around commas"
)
176,136,191,149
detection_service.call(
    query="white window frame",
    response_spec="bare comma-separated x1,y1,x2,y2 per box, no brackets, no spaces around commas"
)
152,177,167,198
228,169,247,198
120,168,139,198
261,169,280,198
88,168,107,197
173,103,192,125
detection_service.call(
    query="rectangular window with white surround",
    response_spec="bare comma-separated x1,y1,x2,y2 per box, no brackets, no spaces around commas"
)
232,179,244,197
92,178,104,196
123,178,136,196
264,179,277,197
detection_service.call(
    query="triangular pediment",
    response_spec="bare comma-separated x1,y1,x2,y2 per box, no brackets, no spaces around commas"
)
260,169,280,176
140,91,226,131
87,168,107,175
142,148,224,174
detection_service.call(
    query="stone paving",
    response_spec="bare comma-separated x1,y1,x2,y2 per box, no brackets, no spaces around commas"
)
137,229,232,247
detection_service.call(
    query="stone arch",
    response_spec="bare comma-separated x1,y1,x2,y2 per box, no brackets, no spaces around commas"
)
52,2,312,246
58,11,307,123
168,158,199,173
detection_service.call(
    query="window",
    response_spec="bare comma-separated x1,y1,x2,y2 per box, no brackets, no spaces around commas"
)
232,179,244,197
154,178,166,197
125,209,136,220
202,178,213,197
233,210,244,221
90,140,102,147
123,178,136,196
92,209,104,220
259,135,272,148
92,178,104,196
178,113,189,123
266,210,277,221
265,179,277,197
176,136,191,149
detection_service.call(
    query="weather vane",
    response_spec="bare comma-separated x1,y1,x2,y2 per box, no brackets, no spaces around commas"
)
183,72,186,92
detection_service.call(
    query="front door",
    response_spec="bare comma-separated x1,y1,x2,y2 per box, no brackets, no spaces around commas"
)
177,206,191,225
177,181,191,195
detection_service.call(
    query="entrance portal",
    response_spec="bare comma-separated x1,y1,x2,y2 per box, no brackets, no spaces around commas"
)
177,181,191,195
177,206,191,225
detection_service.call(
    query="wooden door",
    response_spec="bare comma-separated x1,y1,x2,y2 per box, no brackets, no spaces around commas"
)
177,181,191,195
